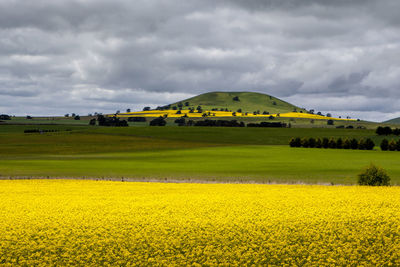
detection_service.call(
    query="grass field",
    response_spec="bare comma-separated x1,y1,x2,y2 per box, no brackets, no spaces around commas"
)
1,180,399,265
1,125,399,184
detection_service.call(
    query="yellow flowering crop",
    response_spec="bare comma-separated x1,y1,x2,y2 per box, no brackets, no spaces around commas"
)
0,180,399,265
115,109,354,120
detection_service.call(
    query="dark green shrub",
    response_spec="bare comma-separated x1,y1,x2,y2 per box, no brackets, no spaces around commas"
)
322,138,329,148
388,140,397,151
358,138,366,150
301,137,309,148
365,138,375,150
289,137,301,147
289,138,296,147
328,138,336,148
336,138,343,149
150,117,167,126
350,138,358,149
315,138,322,148
380,139,389,151
343,138,351,149
357,164,390,186
396,139,400,151
308,138,316,148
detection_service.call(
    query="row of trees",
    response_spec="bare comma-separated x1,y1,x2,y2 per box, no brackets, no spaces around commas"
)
380,139,400,151
93,115,128,127
0,114,11,120
152,118,289,127
289,137,375,150
376,126,400,136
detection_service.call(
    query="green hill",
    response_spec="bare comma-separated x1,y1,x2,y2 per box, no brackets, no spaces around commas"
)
384,117,400,124
169,91,307,114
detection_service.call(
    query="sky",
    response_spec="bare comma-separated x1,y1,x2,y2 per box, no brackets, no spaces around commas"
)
1,0,400,121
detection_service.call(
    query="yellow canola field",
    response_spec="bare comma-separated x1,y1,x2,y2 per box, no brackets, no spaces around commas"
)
115,110,354,120
1,180,399,266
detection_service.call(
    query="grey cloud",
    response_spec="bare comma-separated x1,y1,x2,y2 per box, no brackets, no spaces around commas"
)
0,0,399,120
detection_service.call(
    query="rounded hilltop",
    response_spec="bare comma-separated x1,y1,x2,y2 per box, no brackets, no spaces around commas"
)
168,91,307,114
116,91,354,121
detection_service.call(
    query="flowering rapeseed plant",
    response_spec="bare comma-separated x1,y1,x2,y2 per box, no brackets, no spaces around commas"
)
0,180,398,265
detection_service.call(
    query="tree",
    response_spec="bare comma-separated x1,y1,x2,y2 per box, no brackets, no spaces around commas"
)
174,118,186,126
327,120,334,125
176,110,182,114
326,113,332,117
343,138,351,149
376,126,392,135
380,139,389,151
350,138,358,149
89,118,96,125
64,114,69,117
396,139,400,151
358,138,366,150
308,137,316,148
185,102,189,106
272,101,277,105
143,107,151,111
237,109,242,113
357,163,390,186
328,138,336,149
315,138,322,148
74,115,80,120
336,138,343,149
301,137,309,148
232,96,240,101
149,117,166,126
126,109,131,113
388,140,397,151
289,137,301,147
263,111,269,115
365,138,375,150
322,138,329,148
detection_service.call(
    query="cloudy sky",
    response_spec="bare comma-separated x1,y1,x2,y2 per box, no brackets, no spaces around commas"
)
1,0,400,121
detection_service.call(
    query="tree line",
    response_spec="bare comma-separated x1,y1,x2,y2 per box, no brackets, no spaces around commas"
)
149,117,289,127
380,139,400,151
376,126,400,136
289,137,375,150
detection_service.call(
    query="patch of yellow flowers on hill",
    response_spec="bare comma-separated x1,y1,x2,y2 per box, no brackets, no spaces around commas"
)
0,180,399,265
115,109,354,120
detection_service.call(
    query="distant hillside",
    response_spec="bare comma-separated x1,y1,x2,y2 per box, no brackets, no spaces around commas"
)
384,117,400,124
168,91,307,114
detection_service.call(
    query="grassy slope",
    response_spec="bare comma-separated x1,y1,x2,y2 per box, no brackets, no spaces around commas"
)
384,117,400,124
169,91,307,113
1,125,399,184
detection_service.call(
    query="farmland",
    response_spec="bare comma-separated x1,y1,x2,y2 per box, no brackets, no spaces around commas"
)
1,180,399,265
1,125,400,184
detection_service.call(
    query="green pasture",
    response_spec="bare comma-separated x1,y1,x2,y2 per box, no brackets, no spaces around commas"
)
1,145,399,185
0,124,399,184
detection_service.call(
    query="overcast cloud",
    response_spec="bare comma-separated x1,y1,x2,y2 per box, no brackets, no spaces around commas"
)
1,0,400,121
